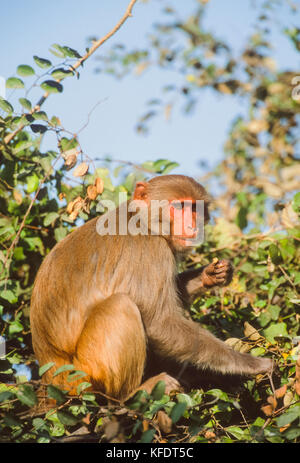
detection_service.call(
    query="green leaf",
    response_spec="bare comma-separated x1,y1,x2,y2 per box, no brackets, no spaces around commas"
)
226,426,250,440
49,44,66,58
264,322,289,344
33,111,48,121
276,406,300,427
30,124,47,134
251,347,266,356
1,290,18,304
126,389,149,410
39,362,55,377
67,370,87,382
292,192,300,213
57,410,79,426
33,418,48,431
6,77,24,89
53,364,75,377
26,173,39,193
9,320,23,335
139,429,156,443
170,402,187,423
61,46,81,58
40,80,63,93
16,385,38,407
47,385,67,405
51,68,73,80
77,382,92,394
236,206,248,229
19,98,32,111
0,390,15,402
151,380,166,400
0,98,14,113
269,244,282,264
161,161,179,174
284,427,300,440
17,65,35,77
33,56,52,69
54,227,67,242
43,212,59,227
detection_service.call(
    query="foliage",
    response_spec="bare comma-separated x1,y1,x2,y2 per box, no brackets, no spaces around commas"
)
0,0,299,443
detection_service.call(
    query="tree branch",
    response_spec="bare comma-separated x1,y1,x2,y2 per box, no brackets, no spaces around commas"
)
3,0,139,145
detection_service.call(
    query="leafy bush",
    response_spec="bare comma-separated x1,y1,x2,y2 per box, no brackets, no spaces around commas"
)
0,0,299,443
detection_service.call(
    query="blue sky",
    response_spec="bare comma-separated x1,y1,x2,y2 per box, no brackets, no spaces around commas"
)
1,0,299,178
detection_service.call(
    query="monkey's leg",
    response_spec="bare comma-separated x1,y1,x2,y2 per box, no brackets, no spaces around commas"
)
73,293,147,400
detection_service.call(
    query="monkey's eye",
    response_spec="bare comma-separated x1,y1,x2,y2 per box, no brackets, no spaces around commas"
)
171,201,183,210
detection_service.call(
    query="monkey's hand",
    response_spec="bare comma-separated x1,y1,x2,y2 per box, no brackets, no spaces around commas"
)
201,259,233,288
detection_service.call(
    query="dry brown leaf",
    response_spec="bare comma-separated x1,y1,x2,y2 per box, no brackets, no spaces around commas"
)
58,192,66,201
69,211,79,221
157,410,172,434
217,83,232,94
283,390,294,407
142,420,149,432
244,322,261,341
67,196,84,215
62,148,78,160
261,405,273,416
253,147,269,157
274,384,287,399
134,61,150,76
204,430,216,439
104,420,120,441
296,356,300,379
268,82,285,95
281,203,299,229
267,395,277,410
267,255,275,273
164,103,172,121
95,177,104,195
247,119,269,134
281,164,300,182
65,154,77,170
73,162,88,177
13,189,23,205
295,357,300,396
263,182,282,199
263,57,277,72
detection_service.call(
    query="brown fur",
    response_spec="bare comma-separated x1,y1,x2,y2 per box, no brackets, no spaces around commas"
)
30,175,272,400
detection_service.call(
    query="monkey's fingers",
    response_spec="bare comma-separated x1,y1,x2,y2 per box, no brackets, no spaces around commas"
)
214,266,230,274
205,262,219,275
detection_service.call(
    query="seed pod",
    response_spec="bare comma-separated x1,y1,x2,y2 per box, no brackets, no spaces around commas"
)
73,162,88,177
95,177,104,195
87,185,98,200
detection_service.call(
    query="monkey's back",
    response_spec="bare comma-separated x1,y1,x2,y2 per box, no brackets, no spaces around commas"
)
30,216,176,361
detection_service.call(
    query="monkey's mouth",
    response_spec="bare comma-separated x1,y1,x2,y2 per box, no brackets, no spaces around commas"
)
174,236,198,246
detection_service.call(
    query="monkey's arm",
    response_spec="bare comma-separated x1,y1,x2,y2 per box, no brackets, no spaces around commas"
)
177,260,233,304
146,304,272,376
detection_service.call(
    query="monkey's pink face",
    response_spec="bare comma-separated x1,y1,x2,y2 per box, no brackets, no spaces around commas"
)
168,198,200,249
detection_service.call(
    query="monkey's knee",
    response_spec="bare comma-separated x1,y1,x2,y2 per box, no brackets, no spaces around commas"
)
74,293,146,400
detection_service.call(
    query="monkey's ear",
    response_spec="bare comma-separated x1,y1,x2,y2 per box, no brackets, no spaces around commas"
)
133,181,148,201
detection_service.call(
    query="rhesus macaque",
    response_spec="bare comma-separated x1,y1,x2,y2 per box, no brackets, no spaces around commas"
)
30,175,273,400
